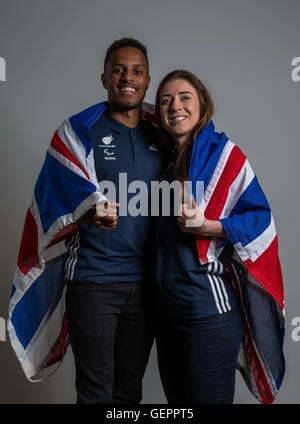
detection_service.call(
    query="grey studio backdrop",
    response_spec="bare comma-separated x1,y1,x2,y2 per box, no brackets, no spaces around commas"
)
0,0,299,404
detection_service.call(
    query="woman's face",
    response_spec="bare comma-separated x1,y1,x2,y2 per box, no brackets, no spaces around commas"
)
159,79,200,148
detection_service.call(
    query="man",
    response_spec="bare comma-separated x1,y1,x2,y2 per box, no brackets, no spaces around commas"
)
7,37,164,403
64,38,164,404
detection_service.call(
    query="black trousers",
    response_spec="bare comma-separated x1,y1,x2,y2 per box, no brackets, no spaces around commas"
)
155,307,244,404
65,280,154,404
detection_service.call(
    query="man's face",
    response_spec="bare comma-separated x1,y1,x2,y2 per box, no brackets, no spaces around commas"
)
101,47,150,111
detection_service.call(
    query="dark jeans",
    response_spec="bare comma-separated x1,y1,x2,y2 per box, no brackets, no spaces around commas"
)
65,280,154,404
155,307,244,404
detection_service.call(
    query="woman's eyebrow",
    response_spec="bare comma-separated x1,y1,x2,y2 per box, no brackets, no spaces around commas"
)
161,91,193,97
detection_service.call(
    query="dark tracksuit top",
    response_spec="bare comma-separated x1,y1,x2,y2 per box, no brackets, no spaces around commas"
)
65,110,164,284
151,161,238,319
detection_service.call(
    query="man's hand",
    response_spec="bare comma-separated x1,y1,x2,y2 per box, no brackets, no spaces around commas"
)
77,200,119,231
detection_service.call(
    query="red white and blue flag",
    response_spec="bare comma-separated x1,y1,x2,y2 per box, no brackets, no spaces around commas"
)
7,102,155,380
7,104,284,403
189,121,285,403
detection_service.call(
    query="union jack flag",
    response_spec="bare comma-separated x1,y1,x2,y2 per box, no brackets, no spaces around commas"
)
7,104,284,404
7,101,155,381
189,121,285,403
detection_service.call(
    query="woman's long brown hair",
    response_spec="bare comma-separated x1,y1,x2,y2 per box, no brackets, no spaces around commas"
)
155,70,214,182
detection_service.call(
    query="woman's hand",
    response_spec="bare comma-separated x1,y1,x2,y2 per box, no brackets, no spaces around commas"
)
77,200,119,231
177,197,228,239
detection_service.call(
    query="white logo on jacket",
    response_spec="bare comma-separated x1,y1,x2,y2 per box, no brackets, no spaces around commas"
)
149,144,159,151
102,135,113,145
104,148,116,160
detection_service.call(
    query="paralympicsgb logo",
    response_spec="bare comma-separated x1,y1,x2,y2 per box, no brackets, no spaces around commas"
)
102,135,113,145
99,135,116,160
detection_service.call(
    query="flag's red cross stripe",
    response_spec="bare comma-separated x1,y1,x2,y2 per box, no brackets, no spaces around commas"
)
196,145,246,262
51,131,90,180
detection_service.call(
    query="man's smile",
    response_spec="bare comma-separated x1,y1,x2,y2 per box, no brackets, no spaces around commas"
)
119,85,138,96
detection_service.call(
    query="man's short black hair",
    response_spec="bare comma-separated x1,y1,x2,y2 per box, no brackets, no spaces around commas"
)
104,38,149,70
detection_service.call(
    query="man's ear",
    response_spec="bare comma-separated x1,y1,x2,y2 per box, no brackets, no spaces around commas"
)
101,73,107,89
146,75,151,91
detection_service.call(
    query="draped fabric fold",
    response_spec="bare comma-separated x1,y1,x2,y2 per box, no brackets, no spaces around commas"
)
188,121,285,403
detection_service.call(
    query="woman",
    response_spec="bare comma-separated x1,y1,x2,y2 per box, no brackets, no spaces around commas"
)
151,70,285,404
